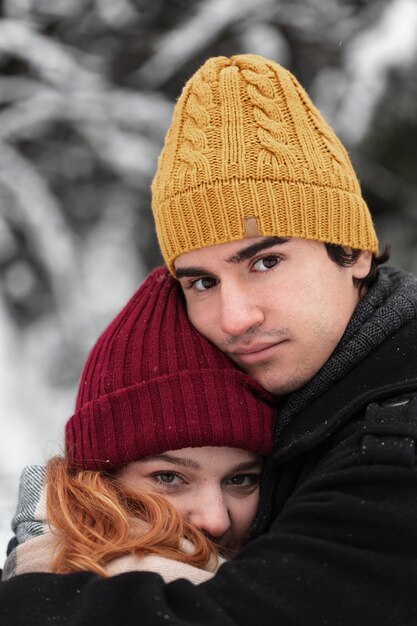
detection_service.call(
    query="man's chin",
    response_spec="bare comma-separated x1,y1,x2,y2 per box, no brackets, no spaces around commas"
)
228,354,306,395
250,369,306,396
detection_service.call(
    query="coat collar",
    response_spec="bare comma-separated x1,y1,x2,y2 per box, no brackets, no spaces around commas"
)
274,319,417,462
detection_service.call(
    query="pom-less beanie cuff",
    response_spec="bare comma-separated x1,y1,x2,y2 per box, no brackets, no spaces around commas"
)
151,54,378,272
157,178,377,273
66,369,275,472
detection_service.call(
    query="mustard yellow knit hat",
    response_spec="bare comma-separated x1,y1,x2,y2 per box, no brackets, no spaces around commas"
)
151,54,378,272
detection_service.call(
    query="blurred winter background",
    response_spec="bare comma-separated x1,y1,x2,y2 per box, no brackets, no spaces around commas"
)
1,0,417,558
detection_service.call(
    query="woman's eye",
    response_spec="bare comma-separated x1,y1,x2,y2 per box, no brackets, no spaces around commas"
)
227,474,260,487
153,472,182,485
252,256,279,272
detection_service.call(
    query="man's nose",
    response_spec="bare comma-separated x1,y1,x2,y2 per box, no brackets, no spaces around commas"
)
219,282,264,337
188,491,231,540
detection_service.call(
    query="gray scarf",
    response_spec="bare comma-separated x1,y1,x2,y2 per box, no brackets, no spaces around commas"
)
276,265,417,434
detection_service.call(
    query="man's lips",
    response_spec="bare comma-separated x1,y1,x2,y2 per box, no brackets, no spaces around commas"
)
227,341,286,364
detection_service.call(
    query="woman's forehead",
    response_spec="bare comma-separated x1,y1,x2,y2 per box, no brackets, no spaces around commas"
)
122,447,263,475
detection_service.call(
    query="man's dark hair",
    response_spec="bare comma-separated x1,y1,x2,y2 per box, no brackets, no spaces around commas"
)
325,243,391,295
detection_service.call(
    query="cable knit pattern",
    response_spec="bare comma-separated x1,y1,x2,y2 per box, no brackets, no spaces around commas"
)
239,62,299,174
176,69,213,189
151,54,378,272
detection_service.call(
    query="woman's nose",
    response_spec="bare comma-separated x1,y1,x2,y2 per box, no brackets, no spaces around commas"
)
188,491,231,540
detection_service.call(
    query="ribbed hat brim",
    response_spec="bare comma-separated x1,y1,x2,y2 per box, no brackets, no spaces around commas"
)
156,177,378,273
66,369,276,472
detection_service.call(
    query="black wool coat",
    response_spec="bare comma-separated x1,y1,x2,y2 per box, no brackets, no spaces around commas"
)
1,285,417,626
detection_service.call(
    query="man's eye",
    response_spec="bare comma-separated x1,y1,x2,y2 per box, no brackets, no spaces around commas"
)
252,256,279,272
191,277,217,292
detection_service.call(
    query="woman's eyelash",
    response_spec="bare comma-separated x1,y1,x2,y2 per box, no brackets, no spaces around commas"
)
228,473,261,485
152,471,180,481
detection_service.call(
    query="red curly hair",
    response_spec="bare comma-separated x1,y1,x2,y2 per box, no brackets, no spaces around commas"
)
45,456,218,577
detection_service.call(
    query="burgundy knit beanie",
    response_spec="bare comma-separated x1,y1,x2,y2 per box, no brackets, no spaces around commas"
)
65,267,276,472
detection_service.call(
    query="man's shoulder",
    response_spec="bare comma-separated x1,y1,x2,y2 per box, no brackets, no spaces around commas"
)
276,319,417,461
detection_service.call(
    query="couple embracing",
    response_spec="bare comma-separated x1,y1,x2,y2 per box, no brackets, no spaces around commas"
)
1,54,417,626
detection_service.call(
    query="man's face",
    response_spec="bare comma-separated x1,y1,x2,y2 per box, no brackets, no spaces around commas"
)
174,237,372,395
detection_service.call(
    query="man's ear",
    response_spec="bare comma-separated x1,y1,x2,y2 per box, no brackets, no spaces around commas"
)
352,250,373,279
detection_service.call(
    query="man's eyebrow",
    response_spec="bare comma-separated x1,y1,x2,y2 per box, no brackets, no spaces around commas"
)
175,237,288,279
175,266,211,279
227,237,288,264
141,454,201,470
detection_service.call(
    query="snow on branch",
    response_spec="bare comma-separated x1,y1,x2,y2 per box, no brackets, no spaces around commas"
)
136,0,276,88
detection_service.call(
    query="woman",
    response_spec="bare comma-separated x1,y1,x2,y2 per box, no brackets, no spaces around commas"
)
3,267,276,583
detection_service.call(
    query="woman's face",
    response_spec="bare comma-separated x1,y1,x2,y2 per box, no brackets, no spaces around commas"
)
117,446,263,554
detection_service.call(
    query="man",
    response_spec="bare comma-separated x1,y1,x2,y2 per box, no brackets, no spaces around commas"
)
1,54,417,625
